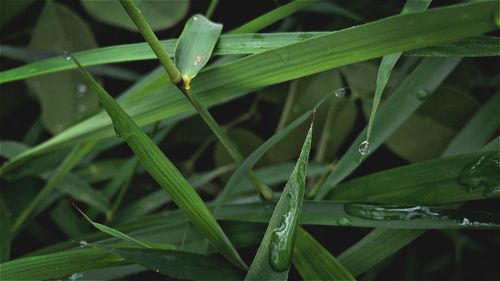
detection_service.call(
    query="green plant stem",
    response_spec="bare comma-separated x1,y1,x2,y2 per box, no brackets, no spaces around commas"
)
119,0,181,84
276,79,299,132
183,91,274,201
306,163,335,199
206,0,219,19
121,0,273,200
12,142,95,235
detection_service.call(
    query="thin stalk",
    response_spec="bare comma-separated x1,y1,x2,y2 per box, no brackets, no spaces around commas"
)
276,79,299,132
206,0,219,19
12,142,95,235
184,92,274,200
106,158,140,222
119,0,181,84
120,0,273,200
306,163,335,199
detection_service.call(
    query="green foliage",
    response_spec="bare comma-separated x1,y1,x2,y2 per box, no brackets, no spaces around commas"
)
0,1,498,280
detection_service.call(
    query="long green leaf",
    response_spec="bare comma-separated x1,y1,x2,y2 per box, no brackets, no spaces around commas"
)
337,228,424,276
77,208,175,250
72,59,247,269
2,2,498,174
0,248,125,281
328,151,499,204
114,248,244,281
1,34,497,84
442,93,499,156
315,57,461,199
246,121,313,280
365,0,432,144
292,228,355,281
11,141,96,234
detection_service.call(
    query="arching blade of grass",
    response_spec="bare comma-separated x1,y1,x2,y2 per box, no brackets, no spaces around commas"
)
0,248,125,281
364,0,432,149
442,93,499,156
77,208,175,250
216,201,500,229
314,57,461,199
113,248,244,281
292,228,354,281
0,195,11,262
229,0,314,34
327,151,498,204
1,34,497,84
245,121,313,280
11,142,96,235
337,228,424,276
72,60,247,269
0,45,141,81
0,246,243,281
2,1,497,174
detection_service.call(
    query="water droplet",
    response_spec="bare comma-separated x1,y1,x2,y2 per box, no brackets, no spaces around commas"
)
416,89,431,100
457,152,500,197
334,87,346,97
77,84,87,94
344,204,441,221
337,217,352,226
193,16,198,21
462,218,470,226
155,269,160,273
63,51,71,60
358,140,371,155
79,240,88,247
269,193,297,272
69,272,83,280
77,104,86,113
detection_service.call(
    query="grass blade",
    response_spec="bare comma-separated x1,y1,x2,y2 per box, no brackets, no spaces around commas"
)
77,207,174,250
246,121,313,279
114,248,244,281
2,2,498,174
442,93,499,156
292,228,354,281
0,248,124,281
315,57,461,199
338,228,424,276
327,152,498,204
1,34,497,84
11,142,95,234
229,0,314,34
365,0,432,145
72,59,247,269
175,14,222,90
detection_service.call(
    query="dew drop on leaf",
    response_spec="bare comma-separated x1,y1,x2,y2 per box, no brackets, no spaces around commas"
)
337,217,352,226
334,87,346,97
63,50,71,60
79,240,88,247
358,140,371,155
77,84,87,94
457,152,500,197
416,89,431,100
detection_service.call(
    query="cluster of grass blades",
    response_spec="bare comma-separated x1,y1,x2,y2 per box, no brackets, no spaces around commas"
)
0,0,499,280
